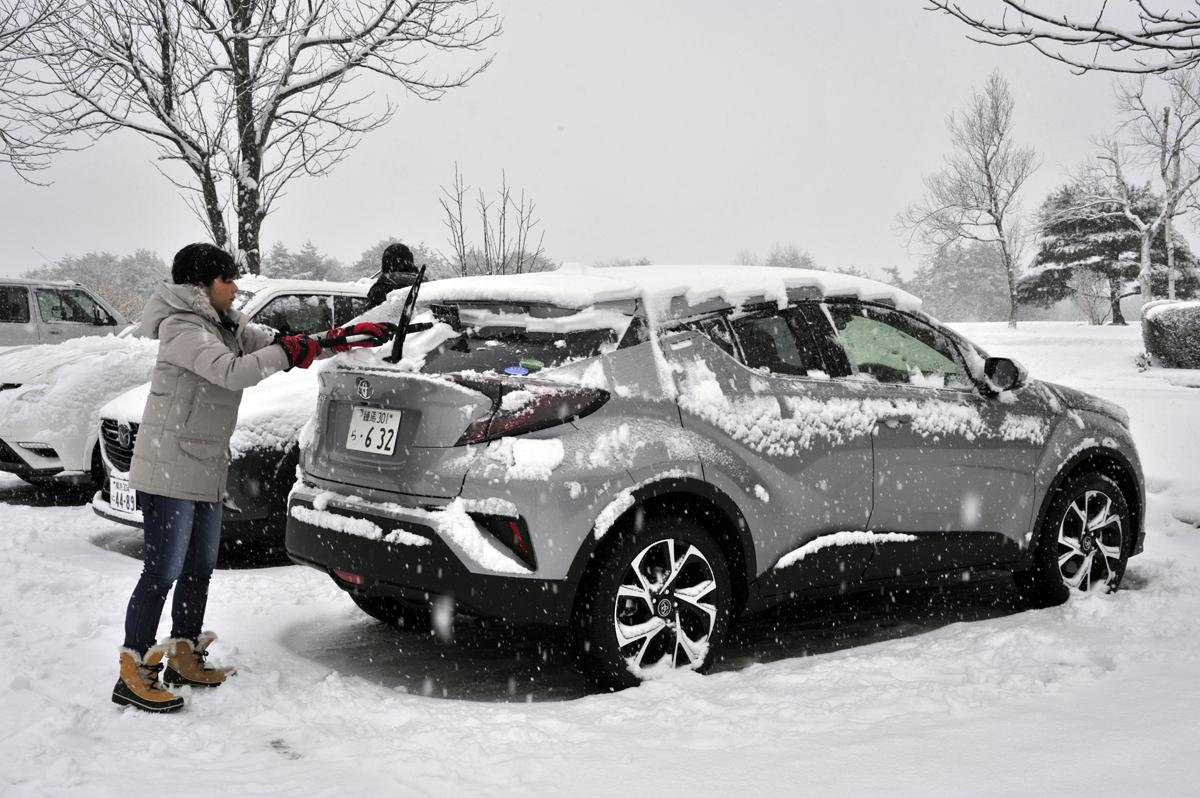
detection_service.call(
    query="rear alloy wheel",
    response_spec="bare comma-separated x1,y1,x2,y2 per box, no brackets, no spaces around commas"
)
1016,472,1131,607
574,517,731,690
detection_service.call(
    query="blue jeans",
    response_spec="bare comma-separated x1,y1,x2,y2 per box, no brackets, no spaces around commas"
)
122,492,222,655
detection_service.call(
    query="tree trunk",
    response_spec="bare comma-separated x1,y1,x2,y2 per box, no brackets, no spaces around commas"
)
1165,217,1177,300
230,0,262,274
994,224,1019,329
1108,276,1127,325
1138,231,1154,303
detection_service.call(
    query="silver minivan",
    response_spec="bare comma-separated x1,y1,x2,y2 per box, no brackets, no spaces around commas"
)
0,278,127,347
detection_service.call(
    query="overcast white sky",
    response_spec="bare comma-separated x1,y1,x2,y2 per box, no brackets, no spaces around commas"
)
0,1,1130,280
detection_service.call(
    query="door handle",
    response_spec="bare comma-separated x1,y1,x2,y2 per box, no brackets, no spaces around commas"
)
882,417,907,430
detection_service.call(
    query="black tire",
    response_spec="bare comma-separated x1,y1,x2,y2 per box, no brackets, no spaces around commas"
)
1016,472,1132,608
350,593,432,631
572,515,732,691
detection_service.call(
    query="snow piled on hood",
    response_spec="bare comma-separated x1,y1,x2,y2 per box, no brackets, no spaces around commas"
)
99,362,319,459
0,336,158,444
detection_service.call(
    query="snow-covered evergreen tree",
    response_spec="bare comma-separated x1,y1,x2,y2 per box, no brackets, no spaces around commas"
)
1019,184,1199,324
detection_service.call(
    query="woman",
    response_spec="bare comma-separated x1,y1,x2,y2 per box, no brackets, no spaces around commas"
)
113,243,392,713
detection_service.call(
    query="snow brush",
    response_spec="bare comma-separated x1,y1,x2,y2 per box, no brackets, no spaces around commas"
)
314,321,432,351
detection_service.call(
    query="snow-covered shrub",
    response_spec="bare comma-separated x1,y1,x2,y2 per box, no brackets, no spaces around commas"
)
1142,299,1200,368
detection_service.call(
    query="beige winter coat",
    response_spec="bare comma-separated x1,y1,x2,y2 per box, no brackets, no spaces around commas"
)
128,281,289,502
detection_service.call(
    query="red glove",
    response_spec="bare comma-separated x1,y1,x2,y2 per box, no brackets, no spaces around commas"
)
325,321,397,352
278,334,321,369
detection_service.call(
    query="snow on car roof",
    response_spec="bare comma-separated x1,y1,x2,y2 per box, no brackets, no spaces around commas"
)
418,263,920,315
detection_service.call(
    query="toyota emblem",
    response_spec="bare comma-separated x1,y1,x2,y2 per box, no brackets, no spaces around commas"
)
355,377,373,400
117,423,132,449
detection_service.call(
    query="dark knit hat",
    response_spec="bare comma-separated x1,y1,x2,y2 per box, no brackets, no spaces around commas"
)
172,243,240,286
381,243,415,273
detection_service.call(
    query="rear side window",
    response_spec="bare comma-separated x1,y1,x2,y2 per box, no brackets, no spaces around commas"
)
684,316,736,357
35,288,112,324
730,309,826,377
253,293,334,335
0,286,30,323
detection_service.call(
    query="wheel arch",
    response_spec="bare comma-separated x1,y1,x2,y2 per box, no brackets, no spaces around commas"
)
567,476,756,615
1032,446,1144,561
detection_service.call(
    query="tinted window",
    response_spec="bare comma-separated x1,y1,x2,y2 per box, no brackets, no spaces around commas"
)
0,286,30,323
685,316,736,357
731,310,825,377
826,302,971,389
253,294,334,335
35,288,112,324
334,295,370,324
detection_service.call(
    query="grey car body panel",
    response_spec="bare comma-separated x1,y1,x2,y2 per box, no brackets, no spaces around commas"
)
287,285,1146,627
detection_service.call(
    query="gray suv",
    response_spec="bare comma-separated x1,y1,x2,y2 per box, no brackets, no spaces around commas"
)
286,266,1143,689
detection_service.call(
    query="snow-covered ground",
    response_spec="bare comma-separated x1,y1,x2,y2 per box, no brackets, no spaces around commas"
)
2,321,1198,796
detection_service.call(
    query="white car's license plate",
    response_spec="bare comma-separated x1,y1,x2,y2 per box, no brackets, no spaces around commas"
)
110,477,137,514
345,406,402,456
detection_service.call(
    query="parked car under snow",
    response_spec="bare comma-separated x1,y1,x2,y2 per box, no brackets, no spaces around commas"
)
285,264,1145,690
89,276,371,546
2,275,370,488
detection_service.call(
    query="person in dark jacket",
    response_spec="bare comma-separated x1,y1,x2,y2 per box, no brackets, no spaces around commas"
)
366,242,419,310
113,243,393,713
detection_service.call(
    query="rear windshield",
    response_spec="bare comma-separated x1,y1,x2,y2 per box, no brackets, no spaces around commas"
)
418,304,631,375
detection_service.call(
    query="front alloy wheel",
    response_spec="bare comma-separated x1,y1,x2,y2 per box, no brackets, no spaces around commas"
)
1056,489,1126,592
1016,472,1132,607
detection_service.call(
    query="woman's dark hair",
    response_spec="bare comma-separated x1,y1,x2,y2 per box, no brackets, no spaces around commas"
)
172,243,240,286
381,242,415,274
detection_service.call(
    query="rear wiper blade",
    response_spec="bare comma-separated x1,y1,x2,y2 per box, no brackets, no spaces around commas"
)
385,264,427,364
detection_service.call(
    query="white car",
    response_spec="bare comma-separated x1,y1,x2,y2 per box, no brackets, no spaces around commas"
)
0,276,371,486
93,366,320,546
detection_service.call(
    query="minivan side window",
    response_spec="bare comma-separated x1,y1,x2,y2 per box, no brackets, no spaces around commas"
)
825,301,971,389
35,288,114,325
730,309,826,377
0,286,31,324
253,294,334,335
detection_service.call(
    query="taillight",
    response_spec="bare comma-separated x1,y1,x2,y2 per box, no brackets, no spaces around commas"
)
453,379,609,445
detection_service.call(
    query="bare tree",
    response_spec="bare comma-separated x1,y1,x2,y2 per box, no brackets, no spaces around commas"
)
1066,269,1113,325
1118,72,1200,298
440,165,548,276
1077,139,1170,302
901,71,1038,327
0,0,65,179
2,0,499,273
927,1,1200,74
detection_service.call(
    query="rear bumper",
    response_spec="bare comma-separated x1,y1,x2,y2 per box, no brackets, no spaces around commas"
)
285,485,578,626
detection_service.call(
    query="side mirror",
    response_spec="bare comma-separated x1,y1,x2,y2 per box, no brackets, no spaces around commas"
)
983,356,1027,394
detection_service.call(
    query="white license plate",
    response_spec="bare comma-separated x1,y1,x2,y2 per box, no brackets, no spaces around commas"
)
345,406,402,456
110,477,137,514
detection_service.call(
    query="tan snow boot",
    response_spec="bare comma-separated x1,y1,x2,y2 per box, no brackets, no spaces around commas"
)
111,645,184,713
163,631,236,688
